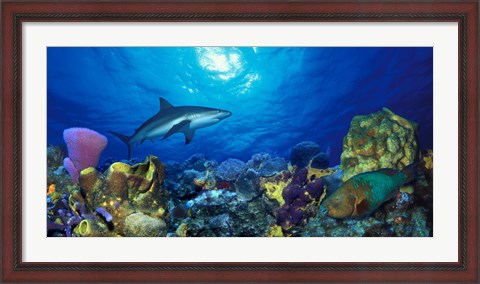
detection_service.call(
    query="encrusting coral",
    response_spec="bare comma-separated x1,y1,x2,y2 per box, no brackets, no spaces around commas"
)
274,168,328,234
124,212,167,237
266,224,284,237
260,171,292,206
340,107,418,181
78,155,168,236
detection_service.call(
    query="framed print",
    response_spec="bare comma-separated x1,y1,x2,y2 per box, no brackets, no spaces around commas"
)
2,0,478,282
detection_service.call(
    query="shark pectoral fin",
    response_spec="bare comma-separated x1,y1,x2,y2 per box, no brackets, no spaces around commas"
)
162,120,191,141
184,129,195,144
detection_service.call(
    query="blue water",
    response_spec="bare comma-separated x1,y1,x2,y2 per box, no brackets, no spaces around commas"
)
47,47,433,165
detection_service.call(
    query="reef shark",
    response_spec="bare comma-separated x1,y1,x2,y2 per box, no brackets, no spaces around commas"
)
109,97,232,159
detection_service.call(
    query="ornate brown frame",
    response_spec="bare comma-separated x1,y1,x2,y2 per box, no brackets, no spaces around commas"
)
2,0,478,282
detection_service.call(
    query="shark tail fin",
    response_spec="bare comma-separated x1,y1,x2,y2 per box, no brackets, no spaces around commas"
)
108,131,132,159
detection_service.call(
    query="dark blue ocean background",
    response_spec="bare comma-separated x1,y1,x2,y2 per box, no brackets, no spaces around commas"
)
47,47,433,165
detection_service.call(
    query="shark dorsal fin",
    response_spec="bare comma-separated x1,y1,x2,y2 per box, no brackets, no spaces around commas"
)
159,98,174,112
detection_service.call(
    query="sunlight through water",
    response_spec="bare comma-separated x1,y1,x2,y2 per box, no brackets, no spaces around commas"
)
196,47,244,80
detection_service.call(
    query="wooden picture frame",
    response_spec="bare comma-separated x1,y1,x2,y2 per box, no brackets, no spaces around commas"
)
2,0,478,282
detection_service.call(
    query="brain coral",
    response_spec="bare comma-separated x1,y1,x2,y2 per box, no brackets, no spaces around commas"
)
340,107,418,181
216,158,247,181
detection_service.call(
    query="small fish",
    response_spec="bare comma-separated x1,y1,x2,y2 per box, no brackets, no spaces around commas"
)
320,164,416,219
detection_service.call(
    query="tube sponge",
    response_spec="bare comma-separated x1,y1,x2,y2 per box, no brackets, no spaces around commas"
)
63,127,108,183
63,157,79,184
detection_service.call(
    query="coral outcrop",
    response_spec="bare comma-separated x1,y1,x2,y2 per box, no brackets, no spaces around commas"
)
340,108,418,181
47,138,431,237
290,141,321,168
235,169,261,201
260,171,292,206
124,212,167,237
78,155,168,236
216,158,247,181
274,168,328,235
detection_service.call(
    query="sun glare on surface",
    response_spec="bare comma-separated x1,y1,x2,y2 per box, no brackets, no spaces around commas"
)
196,47,243,80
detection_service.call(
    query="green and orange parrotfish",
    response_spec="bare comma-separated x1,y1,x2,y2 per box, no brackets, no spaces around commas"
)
320,165,417,219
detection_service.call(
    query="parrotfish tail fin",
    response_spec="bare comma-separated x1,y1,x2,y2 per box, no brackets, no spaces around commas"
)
401,163,419,183
108,131,132,159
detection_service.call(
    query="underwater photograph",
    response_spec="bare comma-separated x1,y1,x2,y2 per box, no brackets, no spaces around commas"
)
47,47,433,237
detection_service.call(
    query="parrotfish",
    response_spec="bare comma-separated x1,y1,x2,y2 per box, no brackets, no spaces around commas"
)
320,165,416,219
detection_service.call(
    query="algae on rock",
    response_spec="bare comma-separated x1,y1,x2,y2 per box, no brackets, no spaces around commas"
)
340,107,418,181
124,212,167,237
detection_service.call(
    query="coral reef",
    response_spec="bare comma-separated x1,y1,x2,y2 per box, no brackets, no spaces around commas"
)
313,166,343,196
234,168,261,201
163,154,219,200
97,157,143,173
340,108,418,181
310,152,329,169
47,191,107,237
245,152,288,177
185,193,277,237
47,153,169,237
305,155,433,237
73,219,105,237
266,224,284,237
78,155,168,236
188,189,237,207
274,167,328,235
216,158,247,181
63,127,108,184
304,187,431,237
47,145,65,169
259,171,292,206
258,157,288,177
175,223,188,237
46,139,432,238
246,152,271,169
175,169,204,199
290,141,321,168
124,212,167,237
